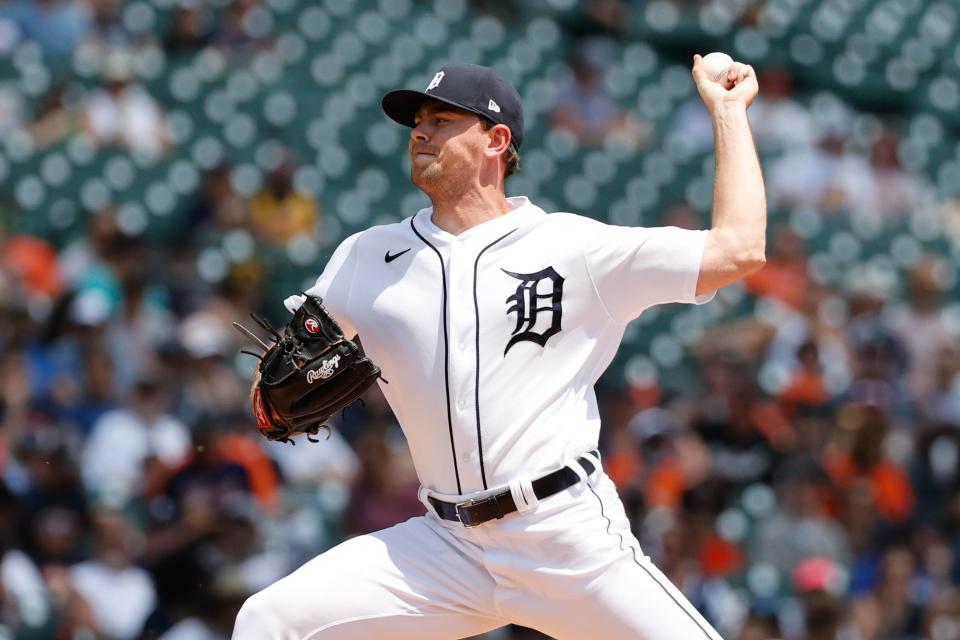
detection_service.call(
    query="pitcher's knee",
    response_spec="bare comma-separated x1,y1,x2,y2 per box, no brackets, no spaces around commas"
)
233,589,285,639
234,580,348,639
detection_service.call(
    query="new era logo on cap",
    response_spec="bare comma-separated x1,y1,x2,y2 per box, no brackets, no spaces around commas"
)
381,63,525,150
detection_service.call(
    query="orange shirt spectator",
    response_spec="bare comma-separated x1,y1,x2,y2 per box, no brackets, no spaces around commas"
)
780,342,830,413
825,454,914,523
744,228,808,310
1,235,63,297
824,404,914,522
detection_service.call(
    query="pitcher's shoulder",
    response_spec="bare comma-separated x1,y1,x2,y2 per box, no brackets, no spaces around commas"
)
533,210,615,238
343,216,418,252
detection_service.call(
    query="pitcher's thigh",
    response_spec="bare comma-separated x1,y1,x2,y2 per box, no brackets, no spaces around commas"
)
521,553,723,640
232,516,503,640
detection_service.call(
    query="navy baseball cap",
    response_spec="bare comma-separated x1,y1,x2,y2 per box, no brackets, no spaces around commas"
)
382,63,525,150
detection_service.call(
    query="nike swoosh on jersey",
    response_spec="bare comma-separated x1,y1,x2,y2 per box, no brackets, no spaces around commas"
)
384,248,411,263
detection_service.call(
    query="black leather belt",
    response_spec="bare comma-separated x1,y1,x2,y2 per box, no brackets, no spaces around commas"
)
428,451,599,528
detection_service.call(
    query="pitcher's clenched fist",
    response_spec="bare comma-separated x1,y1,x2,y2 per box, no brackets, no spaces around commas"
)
692,52,759,114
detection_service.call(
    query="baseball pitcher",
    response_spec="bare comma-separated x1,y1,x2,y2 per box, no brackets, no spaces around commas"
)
233,54,764,639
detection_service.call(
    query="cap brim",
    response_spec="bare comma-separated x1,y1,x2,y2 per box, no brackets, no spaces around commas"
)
381,89,490,128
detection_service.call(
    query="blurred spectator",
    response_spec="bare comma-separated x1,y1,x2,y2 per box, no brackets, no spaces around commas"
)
0,233,63,300
211,426,282,514
157,593,241,639
756,282,853,398
736,613,780,640
68,510,156,639
81,376,190,506
550,54,645,147
0,8,21,56
59,349,118,437
849,546,923,639
58,206,123,289
855,127,924,220
268,424,359,488
0,480,50,633
212,0,265,57
3,0,91,57
206,504,290,595
468,0,523,22
778,341,830,415
0,347,32,446
344,425,422,536
0,82,24,137
607,407,710,513
185,163,250,238
909,426,960,526
767,100,868,214
140,548,211,639
81,0,138,54
175,310,245,426
109,262,177,387
888,258,956,401
659,201,701,231
753,457,851,576
163,1,213,56
747,67,813,154
249,161,320,248
670,95,715,155
162,425,252,514
559,0,629,39
743,227,809,311
691,356,784,485
27,82,83,148
800,589,845,640
14,433,90,570
921,347,960,426
921,589,960,640
845,291,911,412
826,404,915,525
82,50,171,156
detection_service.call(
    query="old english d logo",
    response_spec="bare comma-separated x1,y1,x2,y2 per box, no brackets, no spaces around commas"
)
502,266,564,355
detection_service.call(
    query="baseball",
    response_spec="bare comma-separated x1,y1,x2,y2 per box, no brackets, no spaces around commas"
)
702,51,734,84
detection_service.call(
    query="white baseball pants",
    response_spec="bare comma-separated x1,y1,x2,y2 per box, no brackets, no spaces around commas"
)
233,468,723,639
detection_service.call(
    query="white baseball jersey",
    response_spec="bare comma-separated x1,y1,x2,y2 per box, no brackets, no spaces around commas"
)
288,196,710,497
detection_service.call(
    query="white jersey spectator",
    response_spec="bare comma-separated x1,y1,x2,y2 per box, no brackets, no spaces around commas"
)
1,548,50,629
82,379,190,505
82,50,170,156
69,511,156,640
70,560,156,639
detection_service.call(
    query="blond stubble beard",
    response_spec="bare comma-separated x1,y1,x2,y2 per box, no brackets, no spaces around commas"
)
411,152,477,201
411,158,448,197
412,159,444,185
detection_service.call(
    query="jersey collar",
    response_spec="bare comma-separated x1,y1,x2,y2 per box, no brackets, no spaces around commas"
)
413,196,545,245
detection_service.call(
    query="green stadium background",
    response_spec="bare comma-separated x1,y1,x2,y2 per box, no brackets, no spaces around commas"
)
0,0,959,638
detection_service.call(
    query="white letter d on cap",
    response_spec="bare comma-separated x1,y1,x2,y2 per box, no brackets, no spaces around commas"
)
426,71,444,91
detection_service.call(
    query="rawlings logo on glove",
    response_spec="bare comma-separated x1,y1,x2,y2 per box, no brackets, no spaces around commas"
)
307,355,341,383
235,296,382,444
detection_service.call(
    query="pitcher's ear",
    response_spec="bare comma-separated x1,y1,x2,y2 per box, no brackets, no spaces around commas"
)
487,123,511,154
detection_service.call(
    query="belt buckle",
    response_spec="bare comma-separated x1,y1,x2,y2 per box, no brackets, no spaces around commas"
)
455,497,482,528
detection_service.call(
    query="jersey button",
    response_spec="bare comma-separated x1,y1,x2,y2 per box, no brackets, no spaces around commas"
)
457,399,466,410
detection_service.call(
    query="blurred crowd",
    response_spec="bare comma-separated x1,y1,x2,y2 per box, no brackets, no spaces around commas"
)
0,0,274,157
0,1,959,640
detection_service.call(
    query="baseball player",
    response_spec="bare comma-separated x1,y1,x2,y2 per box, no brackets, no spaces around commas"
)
233,55,764,639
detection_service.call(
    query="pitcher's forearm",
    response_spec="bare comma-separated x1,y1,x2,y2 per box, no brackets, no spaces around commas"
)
690,54,766,295
711,101,766,260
